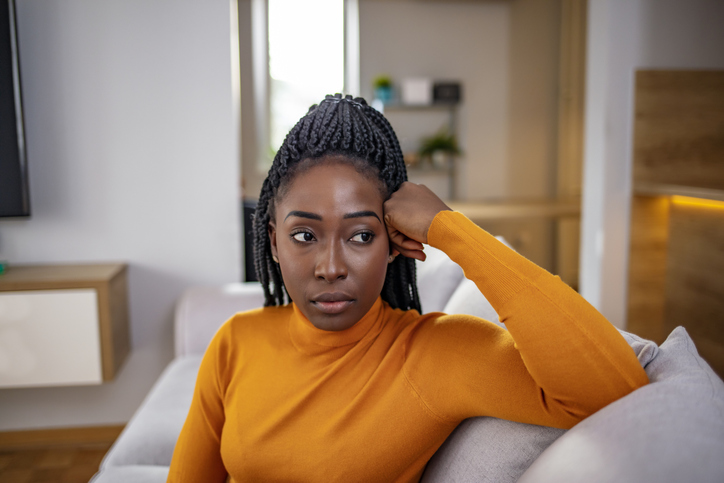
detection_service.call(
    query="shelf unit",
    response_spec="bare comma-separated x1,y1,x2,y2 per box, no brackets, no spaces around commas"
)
382,102,458,133
380,102,459,199
448,198,580,222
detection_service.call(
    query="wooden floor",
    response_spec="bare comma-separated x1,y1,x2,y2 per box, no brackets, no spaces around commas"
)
0,426,123,483
0,442,110,483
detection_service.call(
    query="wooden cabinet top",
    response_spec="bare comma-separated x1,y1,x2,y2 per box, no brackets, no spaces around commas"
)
448,198,580,222
0,263,126,292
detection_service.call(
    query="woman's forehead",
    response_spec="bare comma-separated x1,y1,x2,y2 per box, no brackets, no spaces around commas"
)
277,162,385,215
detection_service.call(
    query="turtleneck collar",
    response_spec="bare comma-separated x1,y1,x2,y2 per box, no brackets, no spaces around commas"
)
289,296,386,355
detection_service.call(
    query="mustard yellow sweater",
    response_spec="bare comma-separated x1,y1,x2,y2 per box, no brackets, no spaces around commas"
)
168,211,648,482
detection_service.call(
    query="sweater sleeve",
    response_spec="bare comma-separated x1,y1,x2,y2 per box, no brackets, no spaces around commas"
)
404,211,649,429
167,321,231,483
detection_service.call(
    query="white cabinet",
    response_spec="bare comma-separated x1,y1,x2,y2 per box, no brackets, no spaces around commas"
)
0,264,129,388
0,290,103,387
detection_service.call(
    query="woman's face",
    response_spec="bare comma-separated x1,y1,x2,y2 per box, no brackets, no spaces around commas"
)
269,159,390,331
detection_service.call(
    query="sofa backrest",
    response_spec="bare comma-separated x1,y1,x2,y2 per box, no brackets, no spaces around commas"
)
417,239,509,325
174,283,265,357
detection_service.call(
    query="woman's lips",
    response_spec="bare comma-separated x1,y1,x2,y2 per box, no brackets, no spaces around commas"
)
311,300,354,314
311,293,354,314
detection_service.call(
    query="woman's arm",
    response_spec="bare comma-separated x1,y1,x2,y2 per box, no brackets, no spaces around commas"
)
167,324,230,482
385,183,649,428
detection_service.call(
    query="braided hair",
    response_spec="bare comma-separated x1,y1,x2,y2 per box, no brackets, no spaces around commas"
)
252,93,422,313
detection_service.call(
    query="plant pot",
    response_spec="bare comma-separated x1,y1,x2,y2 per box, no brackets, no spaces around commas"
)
432,150,451,169
374,86,393,104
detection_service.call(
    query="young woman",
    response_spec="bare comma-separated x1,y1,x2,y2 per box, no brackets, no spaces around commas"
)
168,94,648,482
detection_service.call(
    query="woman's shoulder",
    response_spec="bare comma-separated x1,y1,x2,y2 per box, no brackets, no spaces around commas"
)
213,304,294,344
404,311,508,351
228,304,293,321
385,301,501,332
226,304,293,328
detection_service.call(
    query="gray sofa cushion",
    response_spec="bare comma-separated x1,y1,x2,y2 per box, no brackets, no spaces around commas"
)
101,355,202,468
517,326,724,483
617,328,659,368
442,276,503,329
90,465,169,483
421,418,566,483
416,245,465,314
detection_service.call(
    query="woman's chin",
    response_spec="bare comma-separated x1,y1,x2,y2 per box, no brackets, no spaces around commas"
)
304,300,365,332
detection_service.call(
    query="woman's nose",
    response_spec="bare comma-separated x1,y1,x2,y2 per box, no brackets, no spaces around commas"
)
314,241,348,282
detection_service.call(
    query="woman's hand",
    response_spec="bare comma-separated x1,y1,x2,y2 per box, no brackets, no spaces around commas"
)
383,182,451,261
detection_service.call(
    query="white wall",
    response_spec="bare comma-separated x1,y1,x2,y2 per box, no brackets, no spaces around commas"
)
0,0,241,430
580,0,724,328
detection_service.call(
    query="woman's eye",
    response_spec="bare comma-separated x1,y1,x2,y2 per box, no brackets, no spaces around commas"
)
350,232,374,243
291,231,314,243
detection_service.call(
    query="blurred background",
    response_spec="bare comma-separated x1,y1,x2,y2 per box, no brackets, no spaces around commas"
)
0,0,722,466
241,0,574,285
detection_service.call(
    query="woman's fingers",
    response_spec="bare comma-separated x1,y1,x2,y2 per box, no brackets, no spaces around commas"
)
387,226,424,250
396,247,426,261
389,232,424,250
388,226,426,261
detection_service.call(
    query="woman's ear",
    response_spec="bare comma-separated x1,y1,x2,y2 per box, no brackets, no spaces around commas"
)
268,222,279,260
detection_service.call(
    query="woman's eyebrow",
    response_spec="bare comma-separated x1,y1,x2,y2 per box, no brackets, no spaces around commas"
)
285,210,322,221
284,210,381,222
343,211,381,222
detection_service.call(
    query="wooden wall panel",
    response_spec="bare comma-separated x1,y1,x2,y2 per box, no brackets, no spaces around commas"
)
633,70,724,191
626,196,670,344
664,199,724,377
628,70,724,378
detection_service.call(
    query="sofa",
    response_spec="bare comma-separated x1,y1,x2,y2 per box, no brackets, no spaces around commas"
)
91,242,724,483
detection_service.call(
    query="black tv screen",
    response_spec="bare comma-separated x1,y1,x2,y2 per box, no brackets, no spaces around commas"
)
0,0,29,217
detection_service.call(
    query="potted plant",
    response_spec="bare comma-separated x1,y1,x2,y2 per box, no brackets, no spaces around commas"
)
418,127,460,168
373,75,393,104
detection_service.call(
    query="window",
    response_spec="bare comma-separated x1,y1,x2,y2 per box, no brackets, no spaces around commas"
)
252,0,359,166
268,0,344,150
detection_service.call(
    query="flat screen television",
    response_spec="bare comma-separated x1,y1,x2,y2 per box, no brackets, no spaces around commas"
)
0,0,29,217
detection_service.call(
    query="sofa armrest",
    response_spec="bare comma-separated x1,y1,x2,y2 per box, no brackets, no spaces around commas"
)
101,356,202,469
174,282,265,357
91,466,169,483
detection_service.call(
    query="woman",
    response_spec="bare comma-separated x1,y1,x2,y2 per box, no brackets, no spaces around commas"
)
168,94,648,482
